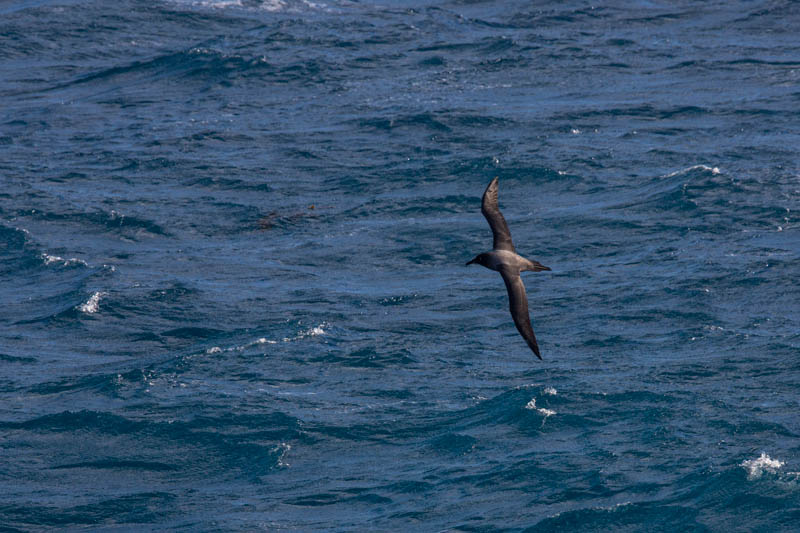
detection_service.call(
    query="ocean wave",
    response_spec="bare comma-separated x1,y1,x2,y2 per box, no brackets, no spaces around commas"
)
0,409,305,491
609,163,736,215
19,208,169,239
44,47,298,95
533,500,701,531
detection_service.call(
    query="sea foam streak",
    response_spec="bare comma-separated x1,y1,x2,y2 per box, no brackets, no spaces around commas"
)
205,324,326,354
663,164,720,178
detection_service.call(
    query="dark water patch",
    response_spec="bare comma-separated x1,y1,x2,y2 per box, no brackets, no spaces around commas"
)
160,326,224,340
447,114,516,129
312,346,417,369
650,364,718,384
52,459,179,471
606,38,636,47
44,171,89,182
357,388,414,400
148,283,199,302
0,492,178,528
0,353,37,364
172,129,257,145
354,112,452,133
285,488,392,507
556,105,709,122
428,433,477,455
418,55,445,66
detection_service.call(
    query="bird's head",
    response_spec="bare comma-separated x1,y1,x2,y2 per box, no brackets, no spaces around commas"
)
466,253,487,267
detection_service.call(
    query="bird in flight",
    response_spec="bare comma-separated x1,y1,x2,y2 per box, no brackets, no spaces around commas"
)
466,177,551,359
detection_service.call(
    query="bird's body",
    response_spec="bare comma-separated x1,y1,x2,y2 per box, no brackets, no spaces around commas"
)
472,249,547,274
467,177,550,359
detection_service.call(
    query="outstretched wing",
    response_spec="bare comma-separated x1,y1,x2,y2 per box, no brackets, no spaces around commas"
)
499,265,542,359
481,177,515,252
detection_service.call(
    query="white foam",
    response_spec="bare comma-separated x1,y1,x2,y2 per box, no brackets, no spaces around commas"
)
187,0,289,11
303,325,326,337
284,323,328,342
42,253,88,267
525,398,556,417
212,337,278,353
543,387,558,396
275,442,292,467
79,291,106,314
741,452,785,480
204,325,323,354
663,164,721,178
570,128,581,134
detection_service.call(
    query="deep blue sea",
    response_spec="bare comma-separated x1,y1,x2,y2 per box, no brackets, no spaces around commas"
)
2,0,799,530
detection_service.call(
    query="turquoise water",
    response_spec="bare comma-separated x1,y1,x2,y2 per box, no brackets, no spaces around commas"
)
1,0,799,530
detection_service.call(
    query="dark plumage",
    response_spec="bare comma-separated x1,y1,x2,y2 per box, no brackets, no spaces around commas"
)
466,177,551,359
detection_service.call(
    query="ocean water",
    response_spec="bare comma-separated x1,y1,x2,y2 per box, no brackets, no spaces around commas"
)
1,0,799,530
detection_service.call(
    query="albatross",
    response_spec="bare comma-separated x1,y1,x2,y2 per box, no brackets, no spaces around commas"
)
466,177,550,359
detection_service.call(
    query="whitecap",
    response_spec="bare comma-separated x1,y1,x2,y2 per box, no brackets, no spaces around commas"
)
663,164,721,178
210,337,278,353
543,387,558,396
303,325,326,337
741,452,784,480
42,253,88,267
284,323,328,342
79,291,106,314
525,398,556,417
